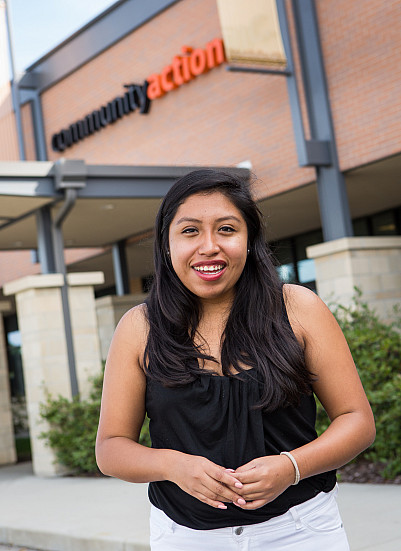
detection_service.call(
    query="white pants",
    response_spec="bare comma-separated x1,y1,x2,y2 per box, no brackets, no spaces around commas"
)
149,485,350,550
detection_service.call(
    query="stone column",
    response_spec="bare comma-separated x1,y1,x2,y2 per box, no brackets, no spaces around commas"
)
3,272,104,476
67,272,104,398
0,300,17,466
96,293,148,362
307,236,401,321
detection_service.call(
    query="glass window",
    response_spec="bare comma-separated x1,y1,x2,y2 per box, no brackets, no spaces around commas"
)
294,230,323,261
353,217,370,236
297,258,316,284
4,316,25,398
271,239,297,284
276,263,296,283
371,211,397,236
271,239,293,265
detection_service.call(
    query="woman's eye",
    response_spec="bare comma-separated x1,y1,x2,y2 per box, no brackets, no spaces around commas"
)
182,227,197,234
220,226,235,232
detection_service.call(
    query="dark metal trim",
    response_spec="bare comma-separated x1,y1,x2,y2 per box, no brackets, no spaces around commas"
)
290,0,353,240
19,89,48,161
36,206,56,274
112,240,130,295
276,0,311,167
226,65,291,76
305,140,331,166
18,0,181,93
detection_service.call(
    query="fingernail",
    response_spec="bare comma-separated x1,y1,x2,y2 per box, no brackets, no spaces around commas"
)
237,498,246,505
225,469,235,472
217,504,227,509
235,482,243,488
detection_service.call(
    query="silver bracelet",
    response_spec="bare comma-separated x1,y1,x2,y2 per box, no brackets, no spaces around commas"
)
280,451,301,485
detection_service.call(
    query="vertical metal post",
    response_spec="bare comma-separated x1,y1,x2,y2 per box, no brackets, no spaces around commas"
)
4,0,25,160
112,240,130,295
291,0,353,241
51,160,86,398
52,188,80,397
276,0,309,167
36,206,56,273
31,91,48,161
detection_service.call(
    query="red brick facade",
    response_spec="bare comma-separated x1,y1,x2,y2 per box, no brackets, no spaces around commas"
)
0,0,400,205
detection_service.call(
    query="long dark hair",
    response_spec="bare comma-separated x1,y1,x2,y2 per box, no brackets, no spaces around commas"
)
144,169,313,411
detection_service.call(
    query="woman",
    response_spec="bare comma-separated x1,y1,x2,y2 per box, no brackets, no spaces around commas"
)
96,169,375,550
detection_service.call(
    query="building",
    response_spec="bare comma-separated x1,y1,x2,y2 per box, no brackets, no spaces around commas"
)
0,0,400,474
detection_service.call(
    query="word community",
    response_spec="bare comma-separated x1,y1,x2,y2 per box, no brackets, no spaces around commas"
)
51,38,225,152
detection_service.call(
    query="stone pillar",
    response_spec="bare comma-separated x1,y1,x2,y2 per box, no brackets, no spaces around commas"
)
0,300,17,466
67,273,104,398
307,236,401,321
3,272,104,476
96,293,148,362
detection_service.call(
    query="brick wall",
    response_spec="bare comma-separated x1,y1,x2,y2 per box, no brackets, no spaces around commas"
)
20,103,36,161
316,0,401,170
0,83,19,161
41,0,315,199
16,0,401,199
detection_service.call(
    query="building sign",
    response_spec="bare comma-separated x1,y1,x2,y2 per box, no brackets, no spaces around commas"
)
216,0,286,66
51,38,225,152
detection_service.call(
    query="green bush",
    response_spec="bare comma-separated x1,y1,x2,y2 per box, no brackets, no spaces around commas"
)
39,371,150,475
315,290,401,478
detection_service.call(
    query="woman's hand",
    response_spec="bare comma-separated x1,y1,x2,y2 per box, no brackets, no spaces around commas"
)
169,453,246,509
232,455,295,510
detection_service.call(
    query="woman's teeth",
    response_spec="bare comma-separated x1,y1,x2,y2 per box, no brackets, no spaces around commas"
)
193,264,224,273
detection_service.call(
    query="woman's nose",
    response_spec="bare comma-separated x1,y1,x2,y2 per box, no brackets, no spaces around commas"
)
198,232,220,255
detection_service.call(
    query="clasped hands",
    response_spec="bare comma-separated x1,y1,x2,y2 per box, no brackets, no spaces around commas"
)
172,453,296,511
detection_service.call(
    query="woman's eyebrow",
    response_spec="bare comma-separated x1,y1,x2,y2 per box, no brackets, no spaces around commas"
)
175,215,242,225
174,217,201,225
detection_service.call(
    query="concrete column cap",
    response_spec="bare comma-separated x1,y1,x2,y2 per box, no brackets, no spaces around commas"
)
3,274,64,296
307,236,401,259
3,272,105,296
67,272,104,286
95,292,148,307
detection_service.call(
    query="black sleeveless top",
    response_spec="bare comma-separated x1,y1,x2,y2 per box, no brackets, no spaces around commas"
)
145,315,336,530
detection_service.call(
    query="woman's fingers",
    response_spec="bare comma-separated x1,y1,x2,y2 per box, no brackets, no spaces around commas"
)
233,498,268,510
203,473,244,503
231,455,295,507
171,454,246,509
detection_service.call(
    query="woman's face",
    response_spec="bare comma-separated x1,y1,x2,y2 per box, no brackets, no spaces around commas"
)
168,191,248,306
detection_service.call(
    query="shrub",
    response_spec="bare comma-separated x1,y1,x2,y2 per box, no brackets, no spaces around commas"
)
39,371,150,475
315,290,401,478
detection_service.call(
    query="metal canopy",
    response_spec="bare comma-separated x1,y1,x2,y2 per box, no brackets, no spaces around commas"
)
0,161,249,250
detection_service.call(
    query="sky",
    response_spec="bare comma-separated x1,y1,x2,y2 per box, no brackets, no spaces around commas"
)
7,0,117,74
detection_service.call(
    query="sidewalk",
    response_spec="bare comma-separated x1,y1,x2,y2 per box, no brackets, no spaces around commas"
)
0,462,400,551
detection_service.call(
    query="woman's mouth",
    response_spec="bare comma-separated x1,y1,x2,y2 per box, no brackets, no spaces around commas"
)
192,263,226,280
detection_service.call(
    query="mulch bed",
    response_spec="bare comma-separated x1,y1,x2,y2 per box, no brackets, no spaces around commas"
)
338,459,401,484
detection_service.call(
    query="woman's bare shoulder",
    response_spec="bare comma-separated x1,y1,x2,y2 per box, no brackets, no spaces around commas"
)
283,283,344,344
118,302,148,327
283,283,332,339
112,302,149,356
283,283,322,311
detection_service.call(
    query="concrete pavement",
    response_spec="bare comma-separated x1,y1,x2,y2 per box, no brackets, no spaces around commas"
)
0,462,400,551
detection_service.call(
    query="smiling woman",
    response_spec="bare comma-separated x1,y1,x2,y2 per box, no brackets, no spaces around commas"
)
96,169,375,551
168,192,248,304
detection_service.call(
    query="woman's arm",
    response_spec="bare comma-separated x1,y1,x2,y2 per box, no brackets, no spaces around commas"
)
284,283,376,477
95,304,165,481
95,304,245,509
233,284,375,509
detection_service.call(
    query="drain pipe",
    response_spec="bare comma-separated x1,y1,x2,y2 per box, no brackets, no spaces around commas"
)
53,160,86,397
